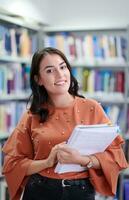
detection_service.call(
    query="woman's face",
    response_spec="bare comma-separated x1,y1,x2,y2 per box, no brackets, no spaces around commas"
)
38,53,71,97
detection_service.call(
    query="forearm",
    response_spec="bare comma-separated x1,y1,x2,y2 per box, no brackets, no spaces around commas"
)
26,159,49,175
79,154,101,169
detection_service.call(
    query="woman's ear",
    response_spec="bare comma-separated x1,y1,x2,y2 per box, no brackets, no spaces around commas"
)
34,75,42,86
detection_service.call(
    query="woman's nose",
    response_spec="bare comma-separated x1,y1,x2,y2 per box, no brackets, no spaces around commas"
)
56,69,63,77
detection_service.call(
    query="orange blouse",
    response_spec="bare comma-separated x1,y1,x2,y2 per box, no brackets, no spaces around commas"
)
2,96,128,200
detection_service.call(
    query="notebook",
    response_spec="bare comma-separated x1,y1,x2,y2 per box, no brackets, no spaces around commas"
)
55,124,119,174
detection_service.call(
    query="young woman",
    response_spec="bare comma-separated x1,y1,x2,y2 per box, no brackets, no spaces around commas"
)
2,47,128,200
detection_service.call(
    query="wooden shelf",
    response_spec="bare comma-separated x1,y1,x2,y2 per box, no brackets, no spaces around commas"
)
80,91,125,104
0,133,9,140
121,168,129,176
44,25,127,33
0,13,42,31
0,55,31,63
71,60,127,68
0,93,30,101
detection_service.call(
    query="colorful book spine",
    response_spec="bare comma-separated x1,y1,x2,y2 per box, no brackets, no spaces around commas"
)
44,33,127,64
124,180,129,200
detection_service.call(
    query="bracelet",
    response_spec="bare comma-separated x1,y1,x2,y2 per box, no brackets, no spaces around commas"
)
80,155,91,167
86,156,94,169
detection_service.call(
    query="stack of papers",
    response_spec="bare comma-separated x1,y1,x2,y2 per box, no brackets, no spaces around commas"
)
55,124,119,174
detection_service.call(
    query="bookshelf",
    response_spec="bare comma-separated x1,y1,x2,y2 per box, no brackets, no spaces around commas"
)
43,25,129,200
0,13,43,200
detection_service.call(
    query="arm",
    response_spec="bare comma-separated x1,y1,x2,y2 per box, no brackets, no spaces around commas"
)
88,135,129,196
79,154,101,169
2,128,34,200
57,143,101,169
86,101,129,195
26,145,58,175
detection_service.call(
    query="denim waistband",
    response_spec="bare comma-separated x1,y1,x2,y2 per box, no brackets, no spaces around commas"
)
29,173,90,188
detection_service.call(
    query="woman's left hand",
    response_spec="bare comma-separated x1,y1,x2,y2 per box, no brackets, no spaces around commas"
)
57,143,82,165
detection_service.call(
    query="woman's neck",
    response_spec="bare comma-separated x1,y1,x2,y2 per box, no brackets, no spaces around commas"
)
48,93,74,108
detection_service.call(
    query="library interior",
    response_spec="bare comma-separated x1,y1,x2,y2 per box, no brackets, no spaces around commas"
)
0,0,129,200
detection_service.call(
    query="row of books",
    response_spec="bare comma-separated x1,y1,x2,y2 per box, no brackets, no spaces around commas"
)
72,67,125,93
44,32,127,64
126,109,129,134
0,103,124,137
0,24,38,57
124,140,129,163
103,105,124,129
0,63,31,95
0,63,125,96
123,179,129,200
0,102,26,134
0,139,7,176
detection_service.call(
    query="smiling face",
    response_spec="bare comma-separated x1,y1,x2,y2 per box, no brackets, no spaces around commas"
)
38,53,71,98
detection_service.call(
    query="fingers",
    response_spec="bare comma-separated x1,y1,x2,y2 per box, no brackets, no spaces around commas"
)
58,145,73,154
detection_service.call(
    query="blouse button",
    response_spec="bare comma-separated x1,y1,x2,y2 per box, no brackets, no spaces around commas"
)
90,106,94,111
61,131,65,135
63,112,67,115
48,141,51,145
77,110,80,113
81,119,84,123
47,170,50,174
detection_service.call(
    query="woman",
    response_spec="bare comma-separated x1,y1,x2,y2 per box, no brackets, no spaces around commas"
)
2,47,128,200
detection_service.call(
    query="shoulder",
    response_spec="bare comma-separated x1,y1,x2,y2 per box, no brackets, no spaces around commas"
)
16,110,34,131
76,96,101,108
18,110,33,123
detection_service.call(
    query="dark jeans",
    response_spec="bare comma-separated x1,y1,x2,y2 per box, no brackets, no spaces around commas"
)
22,174,95,200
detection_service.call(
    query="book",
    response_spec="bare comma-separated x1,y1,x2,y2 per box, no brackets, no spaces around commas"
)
124,180,129,200
55,124,119,174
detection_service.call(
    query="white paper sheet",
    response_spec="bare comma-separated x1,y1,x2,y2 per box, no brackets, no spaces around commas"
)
55,124,119,174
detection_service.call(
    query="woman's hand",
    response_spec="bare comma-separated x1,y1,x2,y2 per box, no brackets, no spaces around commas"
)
57,143,84,165
26,144,60,175
45,145,58,168
56,143,101,168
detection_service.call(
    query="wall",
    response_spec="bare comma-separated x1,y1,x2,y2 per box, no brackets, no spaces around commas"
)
45,0,129,29
0,0,50,25
0,0,129,28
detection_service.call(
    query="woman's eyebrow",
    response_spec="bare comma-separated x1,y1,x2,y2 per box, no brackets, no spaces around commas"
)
59,61,65,65
44,65,54,70
44,62,66,70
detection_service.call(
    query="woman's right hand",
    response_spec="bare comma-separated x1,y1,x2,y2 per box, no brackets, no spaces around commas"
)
26,142,66,175
45,145,58,168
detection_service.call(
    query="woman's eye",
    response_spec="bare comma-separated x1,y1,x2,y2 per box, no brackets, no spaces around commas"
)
46,69,53,73
60,65,67,69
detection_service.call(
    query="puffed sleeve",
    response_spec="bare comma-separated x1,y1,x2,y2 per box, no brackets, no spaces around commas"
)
89,136,128,196
88,101,129,196
2,111,34,200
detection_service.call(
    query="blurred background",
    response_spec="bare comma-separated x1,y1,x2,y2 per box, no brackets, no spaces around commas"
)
0,1,129,200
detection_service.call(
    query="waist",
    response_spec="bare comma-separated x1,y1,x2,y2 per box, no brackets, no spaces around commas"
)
39,168,89,180
28,173,91,188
